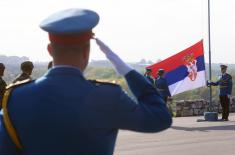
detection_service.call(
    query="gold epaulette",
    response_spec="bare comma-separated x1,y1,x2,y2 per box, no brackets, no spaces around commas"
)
6,79,31,90
89,79,118,86
2,79,32,150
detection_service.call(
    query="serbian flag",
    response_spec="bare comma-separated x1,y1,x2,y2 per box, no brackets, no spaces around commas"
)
147,40,206,96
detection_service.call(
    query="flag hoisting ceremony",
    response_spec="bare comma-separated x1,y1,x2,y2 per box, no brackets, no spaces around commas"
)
0,0,235,155
146,40,206,96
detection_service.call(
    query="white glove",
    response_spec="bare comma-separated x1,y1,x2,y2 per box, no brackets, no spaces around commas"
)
95,38,133,76
227,94,231,98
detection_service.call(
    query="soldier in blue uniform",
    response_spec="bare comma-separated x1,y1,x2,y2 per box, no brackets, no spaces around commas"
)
155,69,173,116
0,8,172,155
144,68,154,85
155,69,171,103
13,61,34,83
207,64,233,121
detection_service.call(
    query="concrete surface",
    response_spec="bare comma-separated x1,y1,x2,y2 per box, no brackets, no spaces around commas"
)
115,113,235,155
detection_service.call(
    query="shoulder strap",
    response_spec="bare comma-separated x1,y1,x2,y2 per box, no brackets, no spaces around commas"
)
2,79,33,150
2,88,22,150
89,79,118,87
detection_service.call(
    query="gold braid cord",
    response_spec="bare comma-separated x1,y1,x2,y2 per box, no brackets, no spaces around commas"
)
2,88,22,150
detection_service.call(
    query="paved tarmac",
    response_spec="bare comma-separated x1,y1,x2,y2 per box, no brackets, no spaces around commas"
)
115,113,235,155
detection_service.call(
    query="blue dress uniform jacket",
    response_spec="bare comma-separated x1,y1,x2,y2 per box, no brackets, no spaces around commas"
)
155,77,171,98
145,75,154,85
210,73,233,96
0,67,172,155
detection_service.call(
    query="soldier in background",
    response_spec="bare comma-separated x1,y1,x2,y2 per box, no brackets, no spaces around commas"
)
0,63,7,109
144,68,154,85
13,61,34,83
207,64,233,121
155,69,171,102
155,69,173,116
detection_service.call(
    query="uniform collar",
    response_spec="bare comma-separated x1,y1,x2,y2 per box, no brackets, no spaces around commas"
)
222,73,227,76
46,66,84,78
52,65,82,71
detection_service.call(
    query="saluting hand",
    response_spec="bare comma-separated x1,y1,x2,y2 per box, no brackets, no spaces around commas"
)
95,38,113,55
95,38,133,76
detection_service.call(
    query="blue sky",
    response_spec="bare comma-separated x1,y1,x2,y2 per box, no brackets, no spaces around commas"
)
0,0,235,63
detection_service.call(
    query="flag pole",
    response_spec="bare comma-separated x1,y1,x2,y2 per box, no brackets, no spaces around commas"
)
202,0,218,121
208,0,213,111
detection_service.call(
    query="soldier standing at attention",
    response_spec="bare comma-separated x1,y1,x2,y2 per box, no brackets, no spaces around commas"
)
0,8,172,155
155,69,173,116
155,69,171,103
144,68,155,85
0,63,7,109
207,64,233,121
13,61,34,83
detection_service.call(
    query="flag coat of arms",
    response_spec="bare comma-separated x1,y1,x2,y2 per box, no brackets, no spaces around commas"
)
147,40,206,96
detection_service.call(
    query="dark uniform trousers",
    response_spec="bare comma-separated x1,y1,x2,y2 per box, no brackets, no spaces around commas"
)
210,73,232,120
219,96,230,119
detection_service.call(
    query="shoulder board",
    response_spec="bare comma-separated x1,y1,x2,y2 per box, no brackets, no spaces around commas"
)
6,79,33,90
88,79,118,87
224,74,232,80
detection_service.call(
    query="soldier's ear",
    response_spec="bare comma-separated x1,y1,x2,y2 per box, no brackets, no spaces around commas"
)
47,44,53,56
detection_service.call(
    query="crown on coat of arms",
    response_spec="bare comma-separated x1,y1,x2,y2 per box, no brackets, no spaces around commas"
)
183,53,195,63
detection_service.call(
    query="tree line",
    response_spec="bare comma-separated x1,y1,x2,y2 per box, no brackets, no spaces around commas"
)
2,60,235,102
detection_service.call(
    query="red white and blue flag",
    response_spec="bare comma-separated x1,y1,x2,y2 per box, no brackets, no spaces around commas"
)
147,40,206,96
